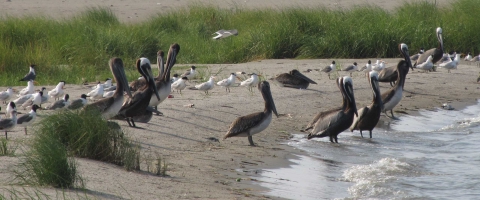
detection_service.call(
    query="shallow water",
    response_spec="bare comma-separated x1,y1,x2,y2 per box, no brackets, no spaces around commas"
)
252,100,480,199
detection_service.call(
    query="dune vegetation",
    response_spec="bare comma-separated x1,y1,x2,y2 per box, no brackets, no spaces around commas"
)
0,0,478,86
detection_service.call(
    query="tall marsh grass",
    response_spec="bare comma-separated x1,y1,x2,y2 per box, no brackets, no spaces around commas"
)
0,0,479,86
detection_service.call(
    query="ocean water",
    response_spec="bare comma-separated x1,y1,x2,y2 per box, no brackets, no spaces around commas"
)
252,101,480,200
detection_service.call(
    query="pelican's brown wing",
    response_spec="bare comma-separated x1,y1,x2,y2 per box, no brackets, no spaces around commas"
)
84,97,114,113
224,112,265,139
303,106,342,132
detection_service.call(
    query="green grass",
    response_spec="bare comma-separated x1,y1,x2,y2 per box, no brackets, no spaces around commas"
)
0,138,18,156
16,109,140,188
0,0,479,86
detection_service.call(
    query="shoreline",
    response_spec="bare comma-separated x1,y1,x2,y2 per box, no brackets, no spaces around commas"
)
1,58,479,199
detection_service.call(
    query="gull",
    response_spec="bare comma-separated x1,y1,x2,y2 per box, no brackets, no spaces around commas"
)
440,53,460,73
67,94,87,110
16,104,40,135
342,62,358,76
171,77,189,94
182,66,197,80
359,60,373,76
372,60,386,72
415,55,434,72
18,80,35,96
19,64,36,82
240,73,260,91
103,90,114,98
48,81,66,101
21,91,43,110
40,87,49,105
86,82,104,101
46,94,70,110
321,61,336,79
5,102,16,118
194,76,216,94
216,73,237,93
0,87,13,104
171,73,180,83
212,29,238,40
464,52,473,61
0,110,17,139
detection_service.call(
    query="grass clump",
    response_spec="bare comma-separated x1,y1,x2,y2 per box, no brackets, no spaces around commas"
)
0,138,17,156
17,134,82,188
16,109,140,188
36,109,140,168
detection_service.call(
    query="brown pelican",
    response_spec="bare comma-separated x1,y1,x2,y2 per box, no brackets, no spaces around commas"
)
272,69,317,89
223,81,278,146
321,61,336,79
414,27,443,67
115,57,161,127
1,110,17,139
306,76,358,143
83,57,133,119
20,64,36,82
129,50,165,92
378,59,414,87
381,43,412,119
17,104,40,135
149,44,180,114
342,62,358,76
349,71,383,138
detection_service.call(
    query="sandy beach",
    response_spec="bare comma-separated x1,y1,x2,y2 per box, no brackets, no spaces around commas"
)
0,0,476,199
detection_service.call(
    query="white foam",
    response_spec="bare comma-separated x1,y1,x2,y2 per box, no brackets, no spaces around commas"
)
342,157,412,199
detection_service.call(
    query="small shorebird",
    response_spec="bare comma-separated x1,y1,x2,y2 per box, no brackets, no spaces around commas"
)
440,53,460,73
48,81,66,101
350,71,383,138
0,110,17,139
217,73,237,92
5,102,16,118
224,81,278,146
321,61,336,79
464,52,473,61
46,94,70,110
212,29,238,40
21,91,43,110
240,73,260,91
171,77,189,94
381,43,412,119
415,55,434,72
182,66,197,80
0,87,13,104
86,82,104,101
305,76,358,143
342,62,358,76
68,94,87,110
272,69,317,89
18,80,35,96
20,64,36,82
194,76,216,94
17,104,40,135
